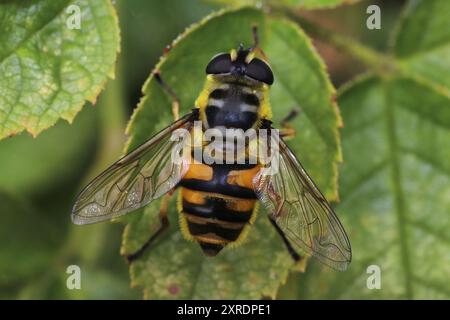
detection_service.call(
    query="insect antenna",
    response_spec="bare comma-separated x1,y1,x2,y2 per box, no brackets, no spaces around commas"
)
250,25,268,60
252,25,260,49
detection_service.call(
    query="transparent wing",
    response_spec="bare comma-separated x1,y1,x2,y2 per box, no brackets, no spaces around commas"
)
71,111,198,225
254,137,352,271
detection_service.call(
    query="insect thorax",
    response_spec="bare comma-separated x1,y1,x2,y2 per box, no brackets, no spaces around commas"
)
197,76,272,132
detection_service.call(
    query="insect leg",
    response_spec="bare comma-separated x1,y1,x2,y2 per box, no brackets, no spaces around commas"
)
268,215,302,262
125,194,171,263
153,71,180,120
279,107,300,139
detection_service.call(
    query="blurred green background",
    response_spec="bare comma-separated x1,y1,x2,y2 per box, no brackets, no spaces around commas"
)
0,0,406,299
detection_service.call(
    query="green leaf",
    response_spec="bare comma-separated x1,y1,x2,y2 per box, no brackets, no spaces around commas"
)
394,0,450,96
206,0,361,10
122,7,341,299
0,0,120,139
297,75,450,299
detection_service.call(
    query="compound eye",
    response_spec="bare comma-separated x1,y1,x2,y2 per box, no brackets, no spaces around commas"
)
246,58,274,85
206,53,233,74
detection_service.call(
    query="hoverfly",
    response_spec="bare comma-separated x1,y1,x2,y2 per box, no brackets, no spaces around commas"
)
72,28,351,271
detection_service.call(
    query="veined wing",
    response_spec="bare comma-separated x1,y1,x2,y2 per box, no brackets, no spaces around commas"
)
72,111,198,225
254,136,351,271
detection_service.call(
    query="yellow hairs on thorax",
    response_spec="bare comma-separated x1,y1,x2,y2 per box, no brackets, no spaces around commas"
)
257,84,272,121
195,75,219,122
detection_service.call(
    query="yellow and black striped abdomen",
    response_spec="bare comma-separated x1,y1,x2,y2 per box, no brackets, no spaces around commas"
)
178,162,260,256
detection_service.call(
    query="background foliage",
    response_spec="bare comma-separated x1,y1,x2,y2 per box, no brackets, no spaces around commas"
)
0,0,448,299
